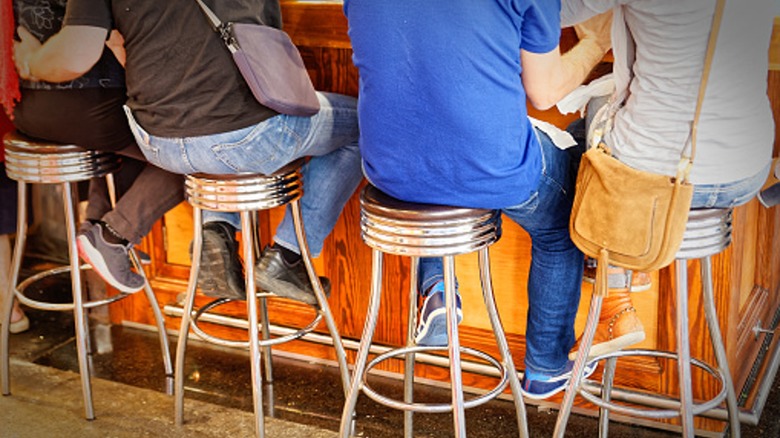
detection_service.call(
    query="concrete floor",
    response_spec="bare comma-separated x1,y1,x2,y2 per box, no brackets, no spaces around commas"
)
2,259,780,437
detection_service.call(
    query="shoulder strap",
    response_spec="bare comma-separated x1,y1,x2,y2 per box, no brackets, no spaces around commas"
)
686,0,726,172
193,0,240,53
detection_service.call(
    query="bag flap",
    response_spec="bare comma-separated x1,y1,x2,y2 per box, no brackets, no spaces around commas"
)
571,148,676,259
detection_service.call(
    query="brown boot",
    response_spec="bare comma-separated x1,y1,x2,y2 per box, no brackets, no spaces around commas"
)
569,289,646,360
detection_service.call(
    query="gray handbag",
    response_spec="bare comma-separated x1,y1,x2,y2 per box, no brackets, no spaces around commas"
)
194,0,320,116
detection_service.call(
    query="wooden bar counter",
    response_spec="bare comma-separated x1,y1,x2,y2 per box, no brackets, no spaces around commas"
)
111,3,780,434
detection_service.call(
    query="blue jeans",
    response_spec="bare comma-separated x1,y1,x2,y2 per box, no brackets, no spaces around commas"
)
124,92,362,256
417,129,584,376
690,163,770,209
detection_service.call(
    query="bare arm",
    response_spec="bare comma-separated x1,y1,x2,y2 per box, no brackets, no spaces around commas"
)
522,11,612,110
14,25,108,83
106,30,126,67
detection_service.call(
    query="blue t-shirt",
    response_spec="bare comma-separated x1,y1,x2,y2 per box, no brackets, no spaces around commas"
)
344,0,560,209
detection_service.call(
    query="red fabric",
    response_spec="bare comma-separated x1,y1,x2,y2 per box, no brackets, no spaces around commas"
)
0,0,20,119
0,110,12,161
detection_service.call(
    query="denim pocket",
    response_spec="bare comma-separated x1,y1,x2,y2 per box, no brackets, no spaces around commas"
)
211,117,303,174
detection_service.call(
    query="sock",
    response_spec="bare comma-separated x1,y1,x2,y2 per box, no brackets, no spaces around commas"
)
98,220,129,246
272,243,301,265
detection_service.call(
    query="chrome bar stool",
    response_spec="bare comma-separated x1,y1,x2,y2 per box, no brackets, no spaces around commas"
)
554,208,740,437
0,131,173,420
339,184,528,438
174,160,350,438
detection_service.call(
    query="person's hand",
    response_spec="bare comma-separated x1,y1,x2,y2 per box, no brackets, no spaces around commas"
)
13,27,42,80
574,10,613,54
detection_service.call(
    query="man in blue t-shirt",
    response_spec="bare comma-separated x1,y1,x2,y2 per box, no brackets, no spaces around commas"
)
344,0,611,398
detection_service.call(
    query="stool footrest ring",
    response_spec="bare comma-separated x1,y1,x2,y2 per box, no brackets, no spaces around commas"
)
190,297,324,348
577,349,728,419
15,265,131,311
362,345,510,413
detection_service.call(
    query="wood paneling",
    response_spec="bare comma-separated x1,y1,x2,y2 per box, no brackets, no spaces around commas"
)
111,3,780,433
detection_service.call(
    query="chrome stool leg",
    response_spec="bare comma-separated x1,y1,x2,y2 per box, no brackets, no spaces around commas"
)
1,181,27,396
444,255,467,437
675,259,695,436
403,257,420,438
174,206,204,426
339,249,384,438
104,174,173,380
701,256,740,436
479,248,529,438
63,181,96,419
290,199,351,395
241,210,265,436
553,291,604,438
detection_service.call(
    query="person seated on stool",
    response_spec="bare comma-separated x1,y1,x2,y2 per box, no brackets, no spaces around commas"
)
15,0,362,304
3,0,184,295
344,0,610,399
562,0,776,359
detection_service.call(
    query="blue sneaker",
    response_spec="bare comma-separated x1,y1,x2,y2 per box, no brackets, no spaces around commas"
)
414,282,463,347
520,359,598,400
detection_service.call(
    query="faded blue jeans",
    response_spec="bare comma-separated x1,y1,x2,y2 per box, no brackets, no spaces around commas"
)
418,128,584,377
124,92,362,256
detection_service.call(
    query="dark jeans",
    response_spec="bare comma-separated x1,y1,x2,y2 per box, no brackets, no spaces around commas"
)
13,88,183,243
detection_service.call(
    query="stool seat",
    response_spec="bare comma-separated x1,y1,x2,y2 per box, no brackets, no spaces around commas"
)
554,207,740,437
1,131,172,421
360,185,500,256
340,184,528,438
185,160,303,212
4,132,120,183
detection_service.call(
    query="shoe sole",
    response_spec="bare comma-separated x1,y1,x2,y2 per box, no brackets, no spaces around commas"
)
520,362,598,400
415,307,464,347
77,236,144,294
255,274,328,306
582,276,652,292
568,331,647,361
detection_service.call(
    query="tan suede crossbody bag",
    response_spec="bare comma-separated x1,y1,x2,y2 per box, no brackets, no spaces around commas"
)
569,0,725,291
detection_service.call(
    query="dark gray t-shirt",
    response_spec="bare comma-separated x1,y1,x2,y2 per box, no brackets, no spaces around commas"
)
64,0,280,137
15,0,125,90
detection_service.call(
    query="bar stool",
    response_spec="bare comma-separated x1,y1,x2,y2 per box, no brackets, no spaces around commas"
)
554,208,740,437
0,131,173,420
174,160,350,438
339,184,529,438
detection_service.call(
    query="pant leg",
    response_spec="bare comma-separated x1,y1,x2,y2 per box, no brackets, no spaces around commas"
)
271,92,362,256
85,155,145,222
101,143,185,244
502,129,583,375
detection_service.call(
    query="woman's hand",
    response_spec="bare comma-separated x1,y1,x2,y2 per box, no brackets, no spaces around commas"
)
13,27,42,81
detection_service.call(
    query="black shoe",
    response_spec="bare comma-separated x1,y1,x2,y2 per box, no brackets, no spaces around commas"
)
192,222,246,300
254,246,330,306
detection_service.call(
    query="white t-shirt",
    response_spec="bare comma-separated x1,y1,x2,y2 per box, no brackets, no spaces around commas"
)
562,0,775,185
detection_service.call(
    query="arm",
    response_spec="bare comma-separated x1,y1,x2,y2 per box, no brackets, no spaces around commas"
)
106,30,126,67
561,0,616,28
522,11,612,110
14,25,108,83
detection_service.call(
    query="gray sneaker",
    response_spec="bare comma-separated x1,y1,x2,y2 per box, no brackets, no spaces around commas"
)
77,222,144,293
79,221,150,265
194,222,246,300
254,246,330,306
